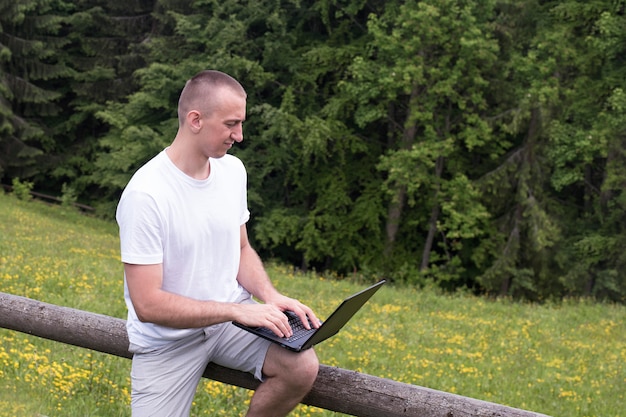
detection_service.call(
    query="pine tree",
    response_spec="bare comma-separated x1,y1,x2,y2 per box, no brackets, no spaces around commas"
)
0,0,69,180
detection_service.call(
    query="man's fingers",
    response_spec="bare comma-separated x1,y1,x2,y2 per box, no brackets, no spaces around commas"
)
294,306,320,330
268,307,292,338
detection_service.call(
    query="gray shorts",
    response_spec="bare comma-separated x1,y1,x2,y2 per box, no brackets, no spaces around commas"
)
129,296,272,417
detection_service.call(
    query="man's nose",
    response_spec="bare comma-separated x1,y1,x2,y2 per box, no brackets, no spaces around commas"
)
231,126,244,142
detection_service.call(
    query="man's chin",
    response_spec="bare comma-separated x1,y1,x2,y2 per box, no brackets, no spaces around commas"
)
208,151,229,159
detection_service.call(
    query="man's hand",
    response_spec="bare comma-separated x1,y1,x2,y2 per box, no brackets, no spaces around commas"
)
232,303,293,337
233,297,321,338
266,294,321,332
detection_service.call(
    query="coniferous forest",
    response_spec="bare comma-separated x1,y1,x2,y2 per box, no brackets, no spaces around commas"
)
1,0,625,302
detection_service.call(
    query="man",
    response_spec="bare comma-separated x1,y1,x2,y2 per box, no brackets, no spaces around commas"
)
116,70,320,417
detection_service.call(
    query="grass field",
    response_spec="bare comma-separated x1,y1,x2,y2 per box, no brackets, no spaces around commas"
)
1,191,625,417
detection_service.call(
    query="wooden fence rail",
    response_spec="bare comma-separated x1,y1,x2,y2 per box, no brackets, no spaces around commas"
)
0,292,551,417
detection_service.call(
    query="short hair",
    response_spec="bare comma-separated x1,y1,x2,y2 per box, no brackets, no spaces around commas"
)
177,70,246,123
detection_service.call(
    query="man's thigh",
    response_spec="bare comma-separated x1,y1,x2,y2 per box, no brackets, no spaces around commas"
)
208,318,273,381
130,331,209,417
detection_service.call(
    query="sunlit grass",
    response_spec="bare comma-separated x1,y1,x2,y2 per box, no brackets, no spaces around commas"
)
1,192,625,416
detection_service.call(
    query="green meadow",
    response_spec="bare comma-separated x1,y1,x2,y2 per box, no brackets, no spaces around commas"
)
0,192,624,417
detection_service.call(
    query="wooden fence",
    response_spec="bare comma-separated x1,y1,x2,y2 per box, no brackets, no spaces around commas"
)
1,184,95,211
0,292,552,417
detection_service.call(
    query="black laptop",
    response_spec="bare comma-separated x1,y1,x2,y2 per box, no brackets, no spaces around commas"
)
233,280,386,352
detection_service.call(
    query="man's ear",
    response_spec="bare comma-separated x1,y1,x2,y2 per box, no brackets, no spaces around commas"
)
186,110,202,132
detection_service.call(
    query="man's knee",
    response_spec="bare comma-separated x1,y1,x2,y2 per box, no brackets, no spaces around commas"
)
297,349,319,386
285,349,319,394
265,346,319,388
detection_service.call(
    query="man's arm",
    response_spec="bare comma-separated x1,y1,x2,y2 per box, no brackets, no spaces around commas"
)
125,263,235,328
124,258,296,337
237,225,320,330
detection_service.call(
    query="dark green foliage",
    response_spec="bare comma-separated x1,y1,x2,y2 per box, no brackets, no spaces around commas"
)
0,0,157,201
0,0,68,179
2,0,626,301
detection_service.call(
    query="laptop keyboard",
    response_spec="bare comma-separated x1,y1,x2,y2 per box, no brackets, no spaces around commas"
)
255,311,315,342
284,311,314,341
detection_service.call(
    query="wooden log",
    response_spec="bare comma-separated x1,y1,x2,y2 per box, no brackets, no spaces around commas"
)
0,292,551,417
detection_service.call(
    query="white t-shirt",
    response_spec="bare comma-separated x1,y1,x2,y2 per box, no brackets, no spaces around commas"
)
116,149,250,348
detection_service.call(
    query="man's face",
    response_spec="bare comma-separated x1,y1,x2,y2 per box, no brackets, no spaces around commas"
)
199,88,246,159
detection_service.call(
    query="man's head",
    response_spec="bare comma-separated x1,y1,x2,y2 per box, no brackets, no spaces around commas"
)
177,70,247,126
175,70,247,160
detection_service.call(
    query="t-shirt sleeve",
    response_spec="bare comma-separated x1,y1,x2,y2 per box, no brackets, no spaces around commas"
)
116,189,164,265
